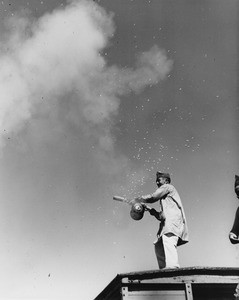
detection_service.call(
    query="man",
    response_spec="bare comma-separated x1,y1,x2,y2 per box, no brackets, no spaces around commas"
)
229,175,239,244
134,171,189,269
229,175,239,298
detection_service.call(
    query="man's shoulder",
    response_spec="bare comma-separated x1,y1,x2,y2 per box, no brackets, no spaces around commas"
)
164,183,177,193
164,183,175,189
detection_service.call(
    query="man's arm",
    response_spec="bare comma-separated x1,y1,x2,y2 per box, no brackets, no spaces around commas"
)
136,185,169,203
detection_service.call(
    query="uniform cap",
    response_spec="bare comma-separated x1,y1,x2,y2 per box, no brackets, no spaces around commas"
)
156,171,171,183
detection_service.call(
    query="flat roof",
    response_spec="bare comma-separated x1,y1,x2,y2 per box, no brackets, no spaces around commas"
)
119,266,239,281
94,267,239,300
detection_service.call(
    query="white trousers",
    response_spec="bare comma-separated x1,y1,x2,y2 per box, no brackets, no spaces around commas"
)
154,233,179,269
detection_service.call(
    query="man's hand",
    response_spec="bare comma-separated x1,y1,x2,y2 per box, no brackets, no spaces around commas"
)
129,197,143,205
229,232,239,244
148,208,165,222
134,197,144,202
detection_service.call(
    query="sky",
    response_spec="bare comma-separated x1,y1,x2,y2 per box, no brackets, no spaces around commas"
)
0,0,238,299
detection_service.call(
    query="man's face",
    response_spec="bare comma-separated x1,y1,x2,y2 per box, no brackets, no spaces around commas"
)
235,186,239,199
156,177,166,187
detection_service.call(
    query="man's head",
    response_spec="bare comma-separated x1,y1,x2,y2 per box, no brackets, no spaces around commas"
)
156,172,171,187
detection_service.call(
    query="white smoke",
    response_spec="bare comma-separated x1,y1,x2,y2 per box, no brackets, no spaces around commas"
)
0,0,173,179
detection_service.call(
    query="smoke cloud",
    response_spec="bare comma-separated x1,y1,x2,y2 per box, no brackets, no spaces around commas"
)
0,0,173,180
